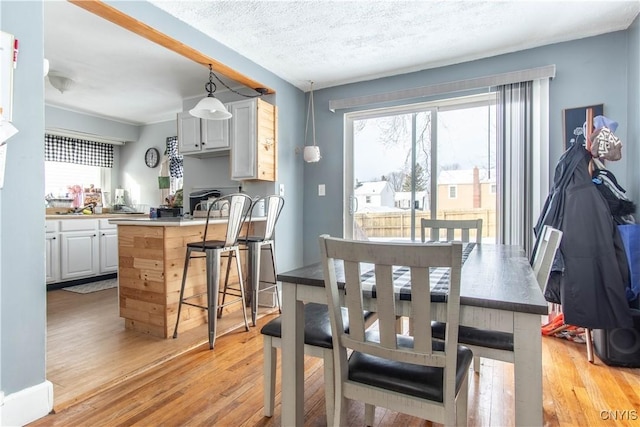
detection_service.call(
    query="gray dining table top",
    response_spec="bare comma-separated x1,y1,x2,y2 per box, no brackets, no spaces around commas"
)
277,243,548,315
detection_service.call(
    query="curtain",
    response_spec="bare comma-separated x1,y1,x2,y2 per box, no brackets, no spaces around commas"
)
44,134,114,168
497,82,534,254
166,136,183,179
497,78,551,257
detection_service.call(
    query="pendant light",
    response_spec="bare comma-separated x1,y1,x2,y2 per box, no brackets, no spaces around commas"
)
189,64,232,120
303,81,321,162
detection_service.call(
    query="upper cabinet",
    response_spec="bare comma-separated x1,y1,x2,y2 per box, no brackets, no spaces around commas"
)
229,98,277,182
177,111,230,157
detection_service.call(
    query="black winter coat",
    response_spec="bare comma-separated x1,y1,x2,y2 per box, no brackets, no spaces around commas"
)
534,142,632,329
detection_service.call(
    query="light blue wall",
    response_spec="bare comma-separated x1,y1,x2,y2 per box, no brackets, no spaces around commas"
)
45,105,140,142
119,120,176,209
1,0,46,400
303,31,635,263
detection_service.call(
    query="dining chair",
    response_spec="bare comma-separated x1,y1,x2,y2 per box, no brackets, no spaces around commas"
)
432,225,563,372
319,235,473,427
420,218,483,243
260,303,377,421
235,194,285,326
172,192,253,349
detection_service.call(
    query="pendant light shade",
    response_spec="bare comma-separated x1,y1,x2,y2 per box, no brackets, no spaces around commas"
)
190,96,232,120
190,64,231,120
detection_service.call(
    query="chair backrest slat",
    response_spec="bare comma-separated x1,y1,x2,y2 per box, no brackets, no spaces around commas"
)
202,193,252,247
262,195,285,240
421,218,483,243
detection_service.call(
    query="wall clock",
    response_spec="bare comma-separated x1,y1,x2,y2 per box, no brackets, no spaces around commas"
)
145,147,160,168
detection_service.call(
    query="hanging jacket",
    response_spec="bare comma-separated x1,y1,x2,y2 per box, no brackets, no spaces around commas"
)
533,141,632,329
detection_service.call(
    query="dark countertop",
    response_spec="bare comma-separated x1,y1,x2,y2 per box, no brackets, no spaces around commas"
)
277,243,548,315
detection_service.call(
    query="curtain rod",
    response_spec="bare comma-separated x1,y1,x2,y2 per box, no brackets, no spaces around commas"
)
45,128,127,146
329,65,556,112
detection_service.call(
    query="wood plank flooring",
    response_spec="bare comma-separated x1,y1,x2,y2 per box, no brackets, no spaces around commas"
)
36,288,640,426
46,286,266,412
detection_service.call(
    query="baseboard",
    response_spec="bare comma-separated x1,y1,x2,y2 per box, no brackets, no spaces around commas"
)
1,381,53,426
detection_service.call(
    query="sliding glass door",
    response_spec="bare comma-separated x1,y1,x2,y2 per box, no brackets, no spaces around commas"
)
345,93,497,242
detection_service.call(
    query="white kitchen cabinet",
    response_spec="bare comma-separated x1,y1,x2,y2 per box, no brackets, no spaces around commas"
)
99,219,118,274
60,231,99,280
57,219,99,281
45,221,60,284
46,218,121,284
229,98,276,181
177,111,230,157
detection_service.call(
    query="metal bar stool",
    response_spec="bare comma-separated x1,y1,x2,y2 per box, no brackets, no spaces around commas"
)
237,195,285,326
172,192,253,349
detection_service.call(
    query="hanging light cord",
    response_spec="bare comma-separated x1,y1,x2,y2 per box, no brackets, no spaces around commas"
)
304,81,316,147
208,65,268,98
204,64,217,97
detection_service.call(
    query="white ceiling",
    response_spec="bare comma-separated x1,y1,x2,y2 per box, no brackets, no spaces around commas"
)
44,1,640,126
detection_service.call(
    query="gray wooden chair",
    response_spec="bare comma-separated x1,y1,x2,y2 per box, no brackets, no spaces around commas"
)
420,218,483,243
432,225,563,372
319,235,472,427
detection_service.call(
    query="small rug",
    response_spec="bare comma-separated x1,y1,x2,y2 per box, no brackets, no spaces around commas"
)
62,278,118,294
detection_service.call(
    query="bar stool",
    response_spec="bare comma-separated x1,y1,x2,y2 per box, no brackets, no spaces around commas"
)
237,195,284,326
172,192,253,349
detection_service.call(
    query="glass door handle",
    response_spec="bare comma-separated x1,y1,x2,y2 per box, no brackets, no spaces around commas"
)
349,195,358,215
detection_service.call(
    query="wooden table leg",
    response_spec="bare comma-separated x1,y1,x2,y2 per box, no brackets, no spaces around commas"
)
281,281,305,426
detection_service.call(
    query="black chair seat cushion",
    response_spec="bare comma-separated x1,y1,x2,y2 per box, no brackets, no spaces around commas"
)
431,321,514,352
348,331,473,403
238,236,269,243
260,303,374,349
186,240,228,251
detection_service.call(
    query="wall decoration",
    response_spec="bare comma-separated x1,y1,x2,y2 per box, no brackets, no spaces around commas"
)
563,104,603,149
0,31,15,122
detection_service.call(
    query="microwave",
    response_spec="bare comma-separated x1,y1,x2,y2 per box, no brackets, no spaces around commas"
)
154,207,183,218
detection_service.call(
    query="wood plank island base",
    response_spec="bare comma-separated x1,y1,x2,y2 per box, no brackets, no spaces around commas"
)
109,217,262,338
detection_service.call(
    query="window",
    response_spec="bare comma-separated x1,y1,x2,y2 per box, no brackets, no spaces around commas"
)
366,196,371,203
448,185,457,199
45,161,110,199
348,92,497,242
491,183,497,194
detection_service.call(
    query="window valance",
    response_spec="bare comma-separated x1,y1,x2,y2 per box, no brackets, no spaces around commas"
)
45,134,114,168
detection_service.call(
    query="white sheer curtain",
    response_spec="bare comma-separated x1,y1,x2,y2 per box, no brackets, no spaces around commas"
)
497,79,550,256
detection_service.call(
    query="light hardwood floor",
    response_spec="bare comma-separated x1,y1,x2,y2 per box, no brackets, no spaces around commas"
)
45,286,267,412
36,288,640,426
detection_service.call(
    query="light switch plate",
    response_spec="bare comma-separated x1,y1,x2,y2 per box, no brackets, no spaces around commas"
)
318,184,325,196
279,184,285,197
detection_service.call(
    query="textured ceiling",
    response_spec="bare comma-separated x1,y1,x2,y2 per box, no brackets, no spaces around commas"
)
150,0,640,90
44,1,640,126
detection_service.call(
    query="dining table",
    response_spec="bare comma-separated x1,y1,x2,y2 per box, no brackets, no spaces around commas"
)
277,243,547,426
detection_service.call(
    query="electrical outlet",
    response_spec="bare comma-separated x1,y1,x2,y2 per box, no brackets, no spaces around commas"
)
279,184,285,197
318,184,326,196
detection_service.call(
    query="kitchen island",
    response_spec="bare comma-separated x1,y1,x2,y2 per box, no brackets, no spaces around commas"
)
109,217,262,338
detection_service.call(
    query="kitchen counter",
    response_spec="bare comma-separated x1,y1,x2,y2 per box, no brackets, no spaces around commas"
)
108,217,215,226
111,216,265,338
46,213,147,220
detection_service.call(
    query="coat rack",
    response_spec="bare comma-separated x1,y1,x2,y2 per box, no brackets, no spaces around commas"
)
584,107,596,363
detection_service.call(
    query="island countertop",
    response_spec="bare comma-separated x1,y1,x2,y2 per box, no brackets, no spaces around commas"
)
108,217,265,227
